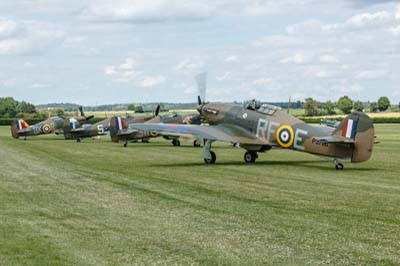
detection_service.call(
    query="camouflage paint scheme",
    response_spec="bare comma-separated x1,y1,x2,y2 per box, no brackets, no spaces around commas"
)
110,113,202,147
130,102,374,169
11,115,91,139
63,118,112,141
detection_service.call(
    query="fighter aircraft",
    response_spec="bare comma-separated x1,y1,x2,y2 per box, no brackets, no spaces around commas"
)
63,117,112,142
110,106,202,147
11,106,94,139
128,76,374,170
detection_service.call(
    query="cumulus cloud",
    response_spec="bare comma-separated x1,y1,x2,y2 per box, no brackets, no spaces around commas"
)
138,76,166,87
0,18,23,40
280,53,307,64
81,0,213,23
0,18,64,56
104,58,141,82
104,58,165,88
224,55,238,62
355,70,386,79
319,55,338,63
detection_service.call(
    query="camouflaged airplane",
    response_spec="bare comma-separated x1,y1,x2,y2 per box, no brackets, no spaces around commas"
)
11,107,94,140
130,97,375,170
63,117,112,142
110,105,202,147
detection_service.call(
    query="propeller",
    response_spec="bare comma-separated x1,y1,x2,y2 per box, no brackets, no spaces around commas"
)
155,104,161,117
195,72,207,106
78,106,94,121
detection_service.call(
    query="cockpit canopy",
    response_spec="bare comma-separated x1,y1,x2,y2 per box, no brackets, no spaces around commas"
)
244,100,281,115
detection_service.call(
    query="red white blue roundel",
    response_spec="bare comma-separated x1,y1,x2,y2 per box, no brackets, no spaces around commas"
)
276,125,294,148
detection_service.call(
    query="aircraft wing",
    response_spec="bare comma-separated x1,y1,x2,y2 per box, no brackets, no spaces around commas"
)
313,135,355,144
69,128,86,133
117,128,139,136
130,123,270,145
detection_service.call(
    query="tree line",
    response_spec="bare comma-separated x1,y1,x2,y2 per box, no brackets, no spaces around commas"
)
0,97,37,118
304,96,393,116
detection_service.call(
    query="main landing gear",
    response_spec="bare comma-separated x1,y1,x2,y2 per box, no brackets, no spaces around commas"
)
123,141,128,148
172,139,181,146
76,138,81,143
202,140,216,164
244,151,258,163
193,139,202,147
334,159,344,170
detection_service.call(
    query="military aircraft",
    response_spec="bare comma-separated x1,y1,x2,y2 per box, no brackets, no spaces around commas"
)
63,117,112,142
128,75,374,170
11,106,94,139
110,106,202,147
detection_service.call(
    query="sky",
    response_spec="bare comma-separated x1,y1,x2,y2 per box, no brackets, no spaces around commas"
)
0,0,399,105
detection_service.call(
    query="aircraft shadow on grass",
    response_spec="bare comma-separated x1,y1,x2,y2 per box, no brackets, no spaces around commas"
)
153,160,378,172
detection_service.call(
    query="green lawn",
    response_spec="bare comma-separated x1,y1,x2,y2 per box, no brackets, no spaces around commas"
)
0,125,399,266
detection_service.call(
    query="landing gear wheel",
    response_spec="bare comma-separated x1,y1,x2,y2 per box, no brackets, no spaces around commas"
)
244,151,258,163
172,139,181,146
123,142,128,148
335,163,344,170
76,138,81,143
193,140,201,147
204,151,216,164
142,138,149,143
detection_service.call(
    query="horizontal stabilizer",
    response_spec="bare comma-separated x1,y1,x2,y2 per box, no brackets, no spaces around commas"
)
313,135,355,144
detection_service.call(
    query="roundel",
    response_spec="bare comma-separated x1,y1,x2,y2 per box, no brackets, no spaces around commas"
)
41,123,52,134
276,125,294,148
149,131,158,137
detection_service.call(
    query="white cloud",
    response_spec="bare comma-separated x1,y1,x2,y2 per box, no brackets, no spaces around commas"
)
280,53,306,64
253,78,272,86
174,59,204,72
138,76,165,87
30,83,50,89
0,19,64,56
345,11,393,29
356,70,386,79
319,55,338,63
81,0,213,23
0,18,22,39
104,58,141,82
224,55,238,62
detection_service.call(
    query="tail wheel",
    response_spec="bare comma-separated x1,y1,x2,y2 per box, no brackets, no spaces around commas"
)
204,151,216,164
244,151,258,163
172,139,181,146
335,163,344,170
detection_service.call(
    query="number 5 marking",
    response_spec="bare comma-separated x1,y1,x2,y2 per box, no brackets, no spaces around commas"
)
97,125,104,135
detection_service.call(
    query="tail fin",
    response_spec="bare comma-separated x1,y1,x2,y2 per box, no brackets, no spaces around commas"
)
10,119,29,139
110,116,126,142
63,118,80,139
335,112,374,162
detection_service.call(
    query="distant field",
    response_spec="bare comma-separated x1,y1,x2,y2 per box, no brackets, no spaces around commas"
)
0,125,399,265
81,109,400,119
73,109,198,119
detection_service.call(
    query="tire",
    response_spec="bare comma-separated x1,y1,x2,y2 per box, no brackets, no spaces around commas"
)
193,140,201,147
76,138,81,143
335,163,344,170
204,151,216,164
173,139,181,146
123,143,128,148
244,151,257,163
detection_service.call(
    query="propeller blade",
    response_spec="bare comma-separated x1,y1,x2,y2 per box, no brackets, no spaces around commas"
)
198,96,202,106
155,104,161,117
79,106,84,117
85,115,94,121
195,72,207,104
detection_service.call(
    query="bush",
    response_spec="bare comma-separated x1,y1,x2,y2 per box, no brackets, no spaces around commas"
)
378,96,390,112
337,96,353,114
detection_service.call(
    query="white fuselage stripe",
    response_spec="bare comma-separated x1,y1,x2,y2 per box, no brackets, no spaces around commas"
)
346,119,353,138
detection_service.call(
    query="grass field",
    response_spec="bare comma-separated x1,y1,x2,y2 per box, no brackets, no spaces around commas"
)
0,125,399,265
